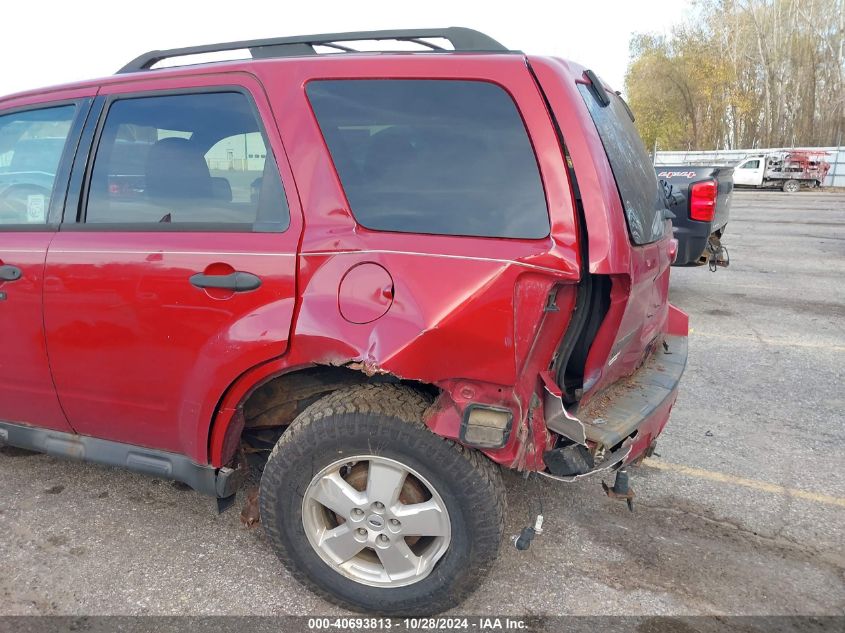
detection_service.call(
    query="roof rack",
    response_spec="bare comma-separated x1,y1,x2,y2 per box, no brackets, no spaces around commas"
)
117,27,509,74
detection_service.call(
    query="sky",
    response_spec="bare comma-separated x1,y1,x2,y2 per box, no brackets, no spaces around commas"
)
1,0,692,98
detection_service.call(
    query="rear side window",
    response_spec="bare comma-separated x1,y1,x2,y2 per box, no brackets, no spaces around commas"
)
577,85,665,245
85,92,289,230
0,105,75,225
306,80,549,239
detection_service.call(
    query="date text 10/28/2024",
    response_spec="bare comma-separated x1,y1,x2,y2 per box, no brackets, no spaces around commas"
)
307,618,531,631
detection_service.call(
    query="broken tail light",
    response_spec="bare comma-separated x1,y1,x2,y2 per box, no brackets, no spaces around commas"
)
689,179,717,222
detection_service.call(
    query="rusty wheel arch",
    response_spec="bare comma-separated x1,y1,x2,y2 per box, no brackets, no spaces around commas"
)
213,364,440,468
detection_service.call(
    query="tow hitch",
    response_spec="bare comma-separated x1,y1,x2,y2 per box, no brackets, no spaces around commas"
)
703,234,729,271
602,467,635,512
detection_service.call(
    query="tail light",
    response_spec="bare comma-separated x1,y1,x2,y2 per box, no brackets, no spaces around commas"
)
689,179,717,222
668,238,679,264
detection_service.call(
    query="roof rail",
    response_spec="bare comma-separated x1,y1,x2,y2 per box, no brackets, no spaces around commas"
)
117,27,509,74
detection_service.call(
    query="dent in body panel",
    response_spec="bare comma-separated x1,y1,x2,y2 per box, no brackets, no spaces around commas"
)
279,252,580,470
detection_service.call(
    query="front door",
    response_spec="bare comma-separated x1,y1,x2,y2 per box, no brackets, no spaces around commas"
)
43,75,302,461
0,98,90,431
734,158,764,186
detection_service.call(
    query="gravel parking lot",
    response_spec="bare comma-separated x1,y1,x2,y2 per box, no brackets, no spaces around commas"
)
1,191,843,617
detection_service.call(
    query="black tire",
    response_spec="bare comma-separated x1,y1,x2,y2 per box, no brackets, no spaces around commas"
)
259,384,506,615
782,179,800,193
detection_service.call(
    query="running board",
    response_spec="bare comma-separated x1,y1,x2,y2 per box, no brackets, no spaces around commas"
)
0,421,241,498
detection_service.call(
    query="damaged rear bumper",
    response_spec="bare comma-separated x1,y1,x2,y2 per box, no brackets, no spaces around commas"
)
541,333,688,481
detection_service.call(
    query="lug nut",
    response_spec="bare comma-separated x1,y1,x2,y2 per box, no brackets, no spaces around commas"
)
377,534,389,544
389,519,400,526
351,508,364,519
357,528,367,536
373,501,385,511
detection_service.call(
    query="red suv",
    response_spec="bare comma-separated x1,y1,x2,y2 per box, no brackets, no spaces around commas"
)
0,28,688,614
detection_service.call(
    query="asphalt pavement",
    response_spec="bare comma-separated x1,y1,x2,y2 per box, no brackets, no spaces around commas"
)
1,190,843,616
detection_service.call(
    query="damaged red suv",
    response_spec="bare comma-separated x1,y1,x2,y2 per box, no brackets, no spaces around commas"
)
0,28,688,614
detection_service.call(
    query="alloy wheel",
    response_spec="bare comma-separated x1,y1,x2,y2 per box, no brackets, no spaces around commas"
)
301,455,451,588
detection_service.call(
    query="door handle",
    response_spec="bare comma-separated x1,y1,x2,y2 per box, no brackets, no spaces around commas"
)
189,271,261,292
0,265,22,281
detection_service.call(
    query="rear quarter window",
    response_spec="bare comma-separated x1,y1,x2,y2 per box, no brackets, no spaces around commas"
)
306,79,550,239
577,84,665,245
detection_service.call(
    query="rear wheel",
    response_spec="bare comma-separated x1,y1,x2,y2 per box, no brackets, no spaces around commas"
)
782,179,800,193
259,384,506,614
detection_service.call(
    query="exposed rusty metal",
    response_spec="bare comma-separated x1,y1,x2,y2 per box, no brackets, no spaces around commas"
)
243,366,368,429
345,359,392,377
240,488,260,527
703,234,729,271
602,468,635,512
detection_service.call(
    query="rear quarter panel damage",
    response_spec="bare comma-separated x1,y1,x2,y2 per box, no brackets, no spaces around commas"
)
208,259,580,469
290,257,580,471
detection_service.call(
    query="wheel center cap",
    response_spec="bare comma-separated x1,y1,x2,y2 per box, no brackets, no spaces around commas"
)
367,514,385,530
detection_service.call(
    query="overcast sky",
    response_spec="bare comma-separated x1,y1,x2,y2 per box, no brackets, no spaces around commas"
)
2,0,692,98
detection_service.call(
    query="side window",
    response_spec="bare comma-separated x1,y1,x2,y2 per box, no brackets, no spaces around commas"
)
741,160,760,169
306,80,550,239
85,92,289,230
205,132,271,205
0,105,75,225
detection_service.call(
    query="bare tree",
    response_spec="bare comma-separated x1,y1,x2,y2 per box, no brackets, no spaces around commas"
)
626,0,845,150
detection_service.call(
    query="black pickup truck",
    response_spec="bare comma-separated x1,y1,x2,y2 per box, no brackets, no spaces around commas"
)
656,166,733,269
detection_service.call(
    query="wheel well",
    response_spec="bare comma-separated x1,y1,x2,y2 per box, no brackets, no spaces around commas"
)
236,365,438,469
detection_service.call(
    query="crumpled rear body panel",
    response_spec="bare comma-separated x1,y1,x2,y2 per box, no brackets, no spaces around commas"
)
289,252,580,470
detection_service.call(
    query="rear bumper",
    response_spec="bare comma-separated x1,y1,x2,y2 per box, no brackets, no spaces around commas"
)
673,224,710,265
672,222,718,266
542,313,688,480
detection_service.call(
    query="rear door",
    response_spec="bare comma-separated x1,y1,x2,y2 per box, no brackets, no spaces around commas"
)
529,58,674,392
0,97,90,431
43,73,302,460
